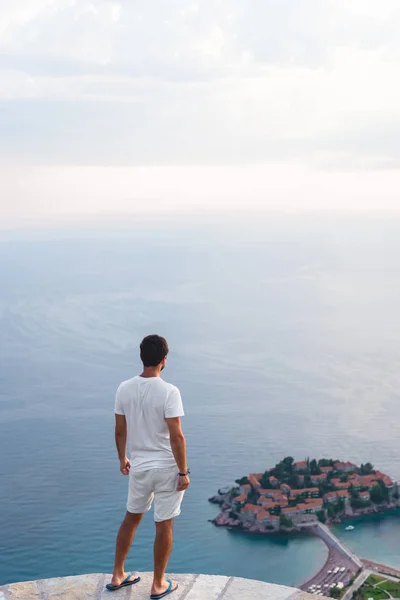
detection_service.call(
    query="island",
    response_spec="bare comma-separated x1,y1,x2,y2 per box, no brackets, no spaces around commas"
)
209,457,399,533
210,458,400,597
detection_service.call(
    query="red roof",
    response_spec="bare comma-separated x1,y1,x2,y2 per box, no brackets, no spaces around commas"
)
291,488,319,495
249,474,261,487
324,492,337,500
233,494,248,503
383,477,394,486
311,474,327,482
242,503,263,513
257,510,270,521
336,490,350,498
305,498,323,507
334,461,356,469
258,496,274,505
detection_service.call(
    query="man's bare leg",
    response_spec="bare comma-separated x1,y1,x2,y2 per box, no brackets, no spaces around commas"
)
151,519,178,596
111,511,143,587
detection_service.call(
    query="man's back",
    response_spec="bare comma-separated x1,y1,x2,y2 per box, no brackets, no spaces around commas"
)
108,335,189,597
115,375,184,472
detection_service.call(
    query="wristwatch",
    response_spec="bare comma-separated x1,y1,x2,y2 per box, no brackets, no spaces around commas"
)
178,470,190,476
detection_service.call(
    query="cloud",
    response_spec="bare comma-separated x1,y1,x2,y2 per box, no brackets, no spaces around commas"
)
0,0,400,170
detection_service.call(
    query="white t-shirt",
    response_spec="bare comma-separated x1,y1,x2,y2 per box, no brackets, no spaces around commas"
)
114,375,184,472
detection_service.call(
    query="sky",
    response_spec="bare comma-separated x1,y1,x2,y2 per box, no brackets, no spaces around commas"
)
1,0,400,222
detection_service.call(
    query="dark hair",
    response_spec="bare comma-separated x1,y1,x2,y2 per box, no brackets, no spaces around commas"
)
140,334,169,367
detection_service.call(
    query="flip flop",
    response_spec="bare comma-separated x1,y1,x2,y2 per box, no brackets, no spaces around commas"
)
106,573,140,592
150,579,178,599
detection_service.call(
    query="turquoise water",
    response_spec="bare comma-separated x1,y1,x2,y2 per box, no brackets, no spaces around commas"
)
333,511,400,569
1,213,400,586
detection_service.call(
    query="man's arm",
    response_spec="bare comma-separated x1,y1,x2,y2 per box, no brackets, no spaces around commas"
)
166,417,190,492
115,414,130,475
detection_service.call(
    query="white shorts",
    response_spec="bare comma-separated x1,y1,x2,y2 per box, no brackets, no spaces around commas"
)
127,466,185,522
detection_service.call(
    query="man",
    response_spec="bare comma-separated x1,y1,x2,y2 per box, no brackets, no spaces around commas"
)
107,335,190,598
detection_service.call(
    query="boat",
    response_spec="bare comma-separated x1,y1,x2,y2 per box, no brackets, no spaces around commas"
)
345,525,355,531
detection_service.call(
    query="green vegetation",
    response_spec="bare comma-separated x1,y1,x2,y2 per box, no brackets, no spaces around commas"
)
227,458,395,532
318,480,335,495
351,496,371,509
367,575,386,585
316,510,326,523
329,588,342,599
360,462,375,475
247,489,260,505
370,482,389,504
268,505,281,516
235,476,249,486
380,580,400,595
353,574,400,600
269,456,295,481
318,458,336,467
309,458,321,475
279,515,293,528
229,487,240,500
262,457,303,489
326,498,345,518
353,584,389,599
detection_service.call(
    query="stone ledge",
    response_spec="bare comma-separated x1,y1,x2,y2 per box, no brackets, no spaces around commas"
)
0,574,329,599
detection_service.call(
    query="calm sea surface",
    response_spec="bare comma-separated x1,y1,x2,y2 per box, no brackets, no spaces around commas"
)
1,213,400,586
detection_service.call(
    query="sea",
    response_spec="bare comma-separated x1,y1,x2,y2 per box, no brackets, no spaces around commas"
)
1,211,400,587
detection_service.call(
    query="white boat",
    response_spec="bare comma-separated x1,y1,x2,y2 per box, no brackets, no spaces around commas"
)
345,525,355,531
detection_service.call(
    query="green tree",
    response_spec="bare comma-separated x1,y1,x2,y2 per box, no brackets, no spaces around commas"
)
269,505,282,516
360,462,374,475
318,481,334,495
351,497,371,509
229,487,240,500
279,515,293,528
318,458,335,467
316,510,326,523
326,503,337,518
288,474,300,489
370,483,388,504
309,458,321,475
304,474,312,488
330,587,341,599
326,500,344,518
348,484,358,498
235,476,249,486
260,472,273,489
248,490,261,505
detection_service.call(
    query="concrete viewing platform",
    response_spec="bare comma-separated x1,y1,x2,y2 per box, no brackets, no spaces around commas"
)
0,573,329,599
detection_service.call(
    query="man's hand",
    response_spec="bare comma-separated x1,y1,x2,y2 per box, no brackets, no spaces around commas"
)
177,474,190,492
120,457,131,475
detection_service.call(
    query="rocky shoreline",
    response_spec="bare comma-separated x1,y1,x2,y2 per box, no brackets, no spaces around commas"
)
209,492,300,534
209,493,400,536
